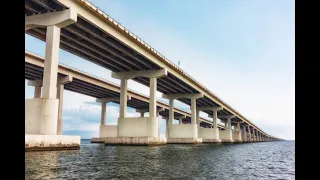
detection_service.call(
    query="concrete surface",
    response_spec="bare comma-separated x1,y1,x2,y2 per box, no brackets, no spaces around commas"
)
25,134,80,151
104,137,167,146
25,98,59,135
167,138,202,144
99,125,117,138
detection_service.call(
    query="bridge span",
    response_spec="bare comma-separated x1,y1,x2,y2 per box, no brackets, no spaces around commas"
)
25,0,281,150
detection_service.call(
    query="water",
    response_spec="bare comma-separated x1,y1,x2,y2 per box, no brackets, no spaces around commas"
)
25,140,295,179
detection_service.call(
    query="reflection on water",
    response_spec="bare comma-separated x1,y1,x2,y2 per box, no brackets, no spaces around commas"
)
25,140,295,179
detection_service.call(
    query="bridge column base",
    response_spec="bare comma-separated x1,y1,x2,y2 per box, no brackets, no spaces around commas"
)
167,138,202,144
221,139,234,143
25,134,80,151
104,137,167,146
202,139,222,143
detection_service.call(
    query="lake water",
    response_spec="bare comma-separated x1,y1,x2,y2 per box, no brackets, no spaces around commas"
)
25,140,295,179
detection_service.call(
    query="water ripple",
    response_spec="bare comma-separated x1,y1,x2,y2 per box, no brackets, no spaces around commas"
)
25,141,295,180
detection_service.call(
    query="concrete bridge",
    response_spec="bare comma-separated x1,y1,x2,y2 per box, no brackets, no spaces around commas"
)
25,0,281,150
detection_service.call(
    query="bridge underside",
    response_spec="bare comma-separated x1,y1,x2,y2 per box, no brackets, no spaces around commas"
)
25,0,278,149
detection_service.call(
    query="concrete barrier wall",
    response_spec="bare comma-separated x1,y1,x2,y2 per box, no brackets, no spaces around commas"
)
118,117,159,137
100,125,117,137
232,132,241,141
219,130,232,140
199,127,219,139
199,128,214,139
25,98,58,135
169,124,197,138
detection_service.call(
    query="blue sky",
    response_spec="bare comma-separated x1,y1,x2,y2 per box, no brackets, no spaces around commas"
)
25,0,294,140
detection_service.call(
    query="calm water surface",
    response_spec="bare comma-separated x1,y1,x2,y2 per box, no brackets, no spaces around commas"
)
25,140,295,179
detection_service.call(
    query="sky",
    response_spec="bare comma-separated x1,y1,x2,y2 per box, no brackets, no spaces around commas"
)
25,0,295,140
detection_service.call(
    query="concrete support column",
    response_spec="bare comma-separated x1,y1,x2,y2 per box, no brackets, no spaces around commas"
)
179,118,183,124
247,126,251,142
191,98,196,125
169,99,174,130
212,110,218,128
56,76,72,135
42,25,60,99
149,78,157,118
100,102,106,125
169,99,174,125
34,86,42,98
191,98,198,139
227,118,232,138
237,122,240,132
148,77,158,138
140,112,144,117
38,25,61,135
253,129,257,142
196,110,200,129
237,122,242,141
165,118,169,138
118,78,128,137
119,79,128,118
242,126,247,142
56,84,64,135
224,122,228,129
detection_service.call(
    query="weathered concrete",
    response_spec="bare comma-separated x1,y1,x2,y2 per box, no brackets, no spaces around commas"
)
25,134,80,151
167,124,202,143
168,124,197,138
25,98,59,135
232,122,242,142
118,117,158,138
198,127,221,143
99,125,117,138
219,130,234,143
28,80,42,98
232,132,242,142
57,75,73,135
91,138,105,143
167,138,202,144
104,137,167,146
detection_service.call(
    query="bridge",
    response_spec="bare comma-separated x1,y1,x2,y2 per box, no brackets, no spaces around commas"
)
25,0,281,150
